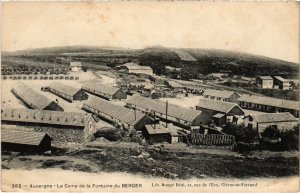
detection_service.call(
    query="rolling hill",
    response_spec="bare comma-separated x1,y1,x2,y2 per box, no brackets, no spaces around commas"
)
2,46,299,78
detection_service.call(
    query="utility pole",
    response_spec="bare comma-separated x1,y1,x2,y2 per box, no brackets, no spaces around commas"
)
134,106,136,121
166,100,168,128
153,111,156,130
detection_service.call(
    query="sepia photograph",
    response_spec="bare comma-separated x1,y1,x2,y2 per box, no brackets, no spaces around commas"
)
1,1,299,192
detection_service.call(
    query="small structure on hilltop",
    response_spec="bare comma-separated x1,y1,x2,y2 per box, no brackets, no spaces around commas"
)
1,108,95,143
82,81,127,101
238,94,299,117
69,62,82,71
11,83,64,111
244,112,298,134
83,97,151,130
273,76,290,90
115,63,153,75
2,129,52,153
196,99,244,127
48,82,88,102
203,89,241,103
256,76,273,89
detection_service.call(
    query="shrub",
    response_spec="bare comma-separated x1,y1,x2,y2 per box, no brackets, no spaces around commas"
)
280,125,299,150
261,126,281,139
223,123,258,143
94,127,122,141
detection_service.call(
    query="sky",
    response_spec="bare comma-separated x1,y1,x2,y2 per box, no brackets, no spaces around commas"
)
2,2,299,63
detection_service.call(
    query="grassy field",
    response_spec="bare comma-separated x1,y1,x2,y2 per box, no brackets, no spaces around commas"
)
2,141,298,179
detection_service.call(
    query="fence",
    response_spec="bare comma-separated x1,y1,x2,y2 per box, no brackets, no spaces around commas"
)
189,133,235,146
2,75,79,80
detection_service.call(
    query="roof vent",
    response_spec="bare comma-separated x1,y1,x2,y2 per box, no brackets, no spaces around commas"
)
33,115,36,119
57,117,60,121
49,116,51,120
65,118,68,122
19,114,21,118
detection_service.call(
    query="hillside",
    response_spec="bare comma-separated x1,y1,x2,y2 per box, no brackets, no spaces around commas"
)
2,46,299,78
182,48,299,78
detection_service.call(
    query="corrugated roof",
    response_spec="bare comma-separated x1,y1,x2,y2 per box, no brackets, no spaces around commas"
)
83,82,121,96
249,112,298,123
1,108,91,127
126,95,202,122
84,97,146,125
49,82,82,96
258,76,273,80
203,89,238,98
11,83,57,110
238,94,299,110
197,98,243,114
2,129,51,146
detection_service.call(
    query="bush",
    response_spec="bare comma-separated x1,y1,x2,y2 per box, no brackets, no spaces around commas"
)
280,125,299,150
223,123,258,143
261,126,280,139
94,127,122,141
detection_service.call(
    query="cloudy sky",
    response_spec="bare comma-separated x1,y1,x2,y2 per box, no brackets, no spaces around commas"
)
2,2,299,63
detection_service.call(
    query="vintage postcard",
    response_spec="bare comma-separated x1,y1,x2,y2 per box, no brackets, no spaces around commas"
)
1,1,299,192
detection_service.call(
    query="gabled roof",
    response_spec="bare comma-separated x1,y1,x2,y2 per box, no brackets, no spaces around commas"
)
126,95,203,122
166,80,185,88
238,94,299,110
84,97,146,125
82,81,121,96
258,76,273,80
274,76,289,83
12,83,56,110
197,98,243,114
145,124,171,135
70,62,82,67
119,63,153,71
213,113,226,118
165,66,181,71
1,108,91,127
49,82,82,96
203,89,239,98
247,112,298,123
1,129,52,146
